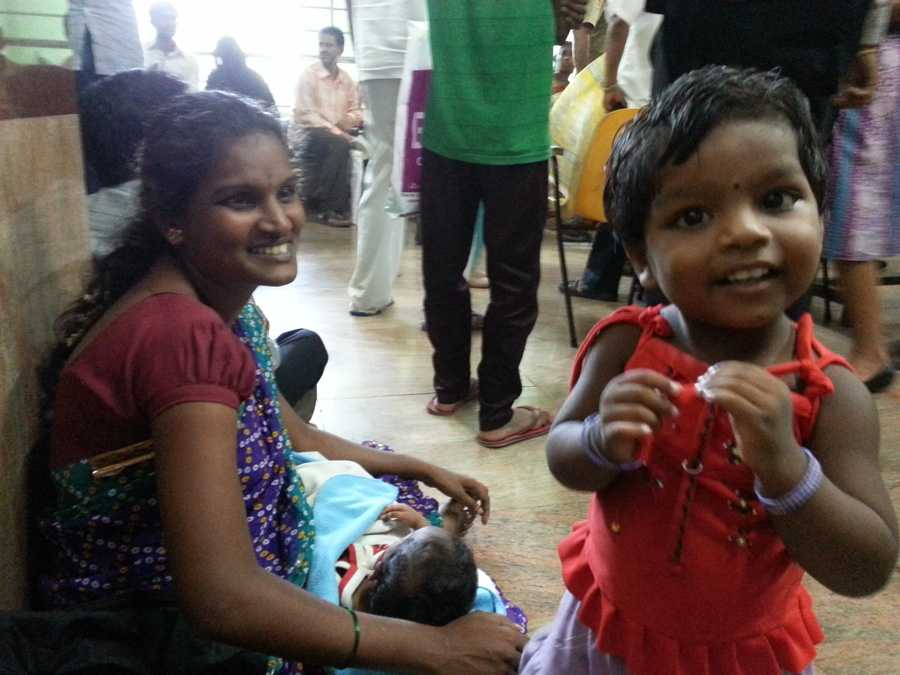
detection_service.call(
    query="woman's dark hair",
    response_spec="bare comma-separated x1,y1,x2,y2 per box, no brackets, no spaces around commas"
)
319,26,344,50
368,532,477,626
80,69,188,189
604,65,827,245
30,93,287,563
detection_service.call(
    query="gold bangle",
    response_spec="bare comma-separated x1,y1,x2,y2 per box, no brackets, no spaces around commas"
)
857,47,879,56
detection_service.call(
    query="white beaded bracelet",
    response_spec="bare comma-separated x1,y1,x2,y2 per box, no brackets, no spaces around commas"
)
753,447,823,516
582,413,643,472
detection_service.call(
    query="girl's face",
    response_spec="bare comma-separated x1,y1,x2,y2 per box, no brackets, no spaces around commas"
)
175,131,303,297
628,118,822,330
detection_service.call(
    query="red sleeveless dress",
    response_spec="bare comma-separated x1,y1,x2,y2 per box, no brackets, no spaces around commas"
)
560,306,850,675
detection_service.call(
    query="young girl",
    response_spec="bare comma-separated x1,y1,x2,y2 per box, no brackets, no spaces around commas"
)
32,92,524,675
521,66,898,675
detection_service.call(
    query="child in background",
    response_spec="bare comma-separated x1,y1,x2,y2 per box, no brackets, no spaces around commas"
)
521,66,898,675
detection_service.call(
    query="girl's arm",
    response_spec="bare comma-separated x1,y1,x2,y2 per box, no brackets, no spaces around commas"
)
152,402,523,674
546,323,679,492
277,394,491,522
702,363,898,597
772,366,898,596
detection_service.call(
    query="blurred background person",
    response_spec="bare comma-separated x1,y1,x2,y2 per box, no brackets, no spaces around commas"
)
293,26,362,227
346,0,426,316
824,0,898,392
144,1,198,91
206,36,275,107
65,0,143,92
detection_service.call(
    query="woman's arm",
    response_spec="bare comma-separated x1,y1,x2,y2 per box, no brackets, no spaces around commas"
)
546,323,679,492
152,402,523,673
278,393,491,521
701,363,899,597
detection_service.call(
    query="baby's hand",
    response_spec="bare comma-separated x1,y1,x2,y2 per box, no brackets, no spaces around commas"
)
696,362,801,475
440,499,477,537
597,369,681,464
380,503,429,530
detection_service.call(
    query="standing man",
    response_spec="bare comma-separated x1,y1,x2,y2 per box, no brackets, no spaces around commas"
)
66,0,143,92
293,26,362,228
345,0,426,316
421,0,586,448
143,1,199,91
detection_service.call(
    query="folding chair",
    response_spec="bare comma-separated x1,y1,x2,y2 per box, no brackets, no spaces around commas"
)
550,107,641,347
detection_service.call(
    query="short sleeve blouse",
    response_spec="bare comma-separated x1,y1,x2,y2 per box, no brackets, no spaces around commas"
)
51,293,256,468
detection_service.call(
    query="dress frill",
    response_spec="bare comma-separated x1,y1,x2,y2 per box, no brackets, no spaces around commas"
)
560,522,823,675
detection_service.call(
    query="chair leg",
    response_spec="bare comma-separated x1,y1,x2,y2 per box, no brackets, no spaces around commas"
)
552,154,578,348
821,257,832,324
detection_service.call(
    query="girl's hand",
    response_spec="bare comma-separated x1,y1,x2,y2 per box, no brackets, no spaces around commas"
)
425,468,490,524
380,503,429,530
597,369,682,464
696,362,803,478
432,613,527,675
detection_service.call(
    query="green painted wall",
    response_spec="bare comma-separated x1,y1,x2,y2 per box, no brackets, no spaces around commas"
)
1,0,71,66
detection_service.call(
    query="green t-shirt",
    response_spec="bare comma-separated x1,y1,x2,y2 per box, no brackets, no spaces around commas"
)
423,0,554,165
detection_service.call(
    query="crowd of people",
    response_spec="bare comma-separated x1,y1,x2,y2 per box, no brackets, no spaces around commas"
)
3,0,899,674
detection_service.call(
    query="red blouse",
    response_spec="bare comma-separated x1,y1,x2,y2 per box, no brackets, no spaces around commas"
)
51,293,256,468
560,306,849,675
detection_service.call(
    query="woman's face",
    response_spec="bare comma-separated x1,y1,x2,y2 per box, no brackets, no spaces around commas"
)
175,131,303,296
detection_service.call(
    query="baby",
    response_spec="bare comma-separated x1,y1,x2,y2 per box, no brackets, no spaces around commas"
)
337,501,479,626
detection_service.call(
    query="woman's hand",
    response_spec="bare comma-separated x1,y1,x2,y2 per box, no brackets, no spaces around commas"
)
596,369,681,464
381,503,429,530
431,613,527,675
697,362,806,490
424,468,490,524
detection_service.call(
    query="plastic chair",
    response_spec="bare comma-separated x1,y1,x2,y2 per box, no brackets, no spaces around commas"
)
551,107,640,347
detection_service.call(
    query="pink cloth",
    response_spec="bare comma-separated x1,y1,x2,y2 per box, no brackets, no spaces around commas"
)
293,62,362,135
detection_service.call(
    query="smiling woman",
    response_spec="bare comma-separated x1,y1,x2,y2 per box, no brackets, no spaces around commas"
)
27,91,525,675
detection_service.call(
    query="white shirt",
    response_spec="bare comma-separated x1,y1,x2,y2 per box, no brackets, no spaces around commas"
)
66,0,143,76
606,0,661,107
144,43,199,91
350,0,427,81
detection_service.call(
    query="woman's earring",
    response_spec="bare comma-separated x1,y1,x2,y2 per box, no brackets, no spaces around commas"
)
165,227,184,246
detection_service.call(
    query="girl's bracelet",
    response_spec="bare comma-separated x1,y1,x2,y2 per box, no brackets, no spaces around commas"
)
582,413,643,472
336,606,361,669
753,447,823,516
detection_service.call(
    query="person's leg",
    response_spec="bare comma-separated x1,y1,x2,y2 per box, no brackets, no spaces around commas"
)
317,131,352,218
274,329,329,422
421,149,480,405
348,79,406,314
835,260,892,384
298,127,351,218
561,229,626,300
477,160,547,433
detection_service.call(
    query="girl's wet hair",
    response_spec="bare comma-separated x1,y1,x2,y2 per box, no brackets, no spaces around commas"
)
603,65,827,245
30,93,287,559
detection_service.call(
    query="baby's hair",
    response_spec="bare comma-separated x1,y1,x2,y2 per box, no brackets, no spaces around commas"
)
604,65,827,245
368,532,477,626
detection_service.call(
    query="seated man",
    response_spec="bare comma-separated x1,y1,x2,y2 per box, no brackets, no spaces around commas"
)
293,26,362,227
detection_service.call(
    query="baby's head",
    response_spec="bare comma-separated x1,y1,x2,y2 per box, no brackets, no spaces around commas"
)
605,66,827,327
364,526,477,626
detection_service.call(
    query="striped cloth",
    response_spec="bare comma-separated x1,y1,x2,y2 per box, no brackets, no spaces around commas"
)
824,33,900,261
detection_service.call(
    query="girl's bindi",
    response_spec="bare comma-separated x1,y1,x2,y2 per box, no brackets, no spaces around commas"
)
732,182,741,190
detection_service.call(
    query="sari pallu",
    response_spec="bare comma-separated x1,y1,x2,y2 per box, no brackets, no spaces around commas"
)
39,302,316,612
